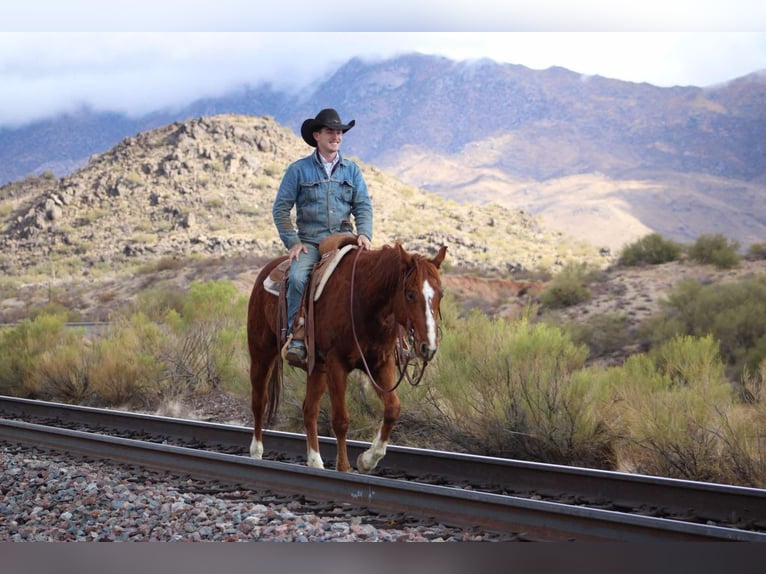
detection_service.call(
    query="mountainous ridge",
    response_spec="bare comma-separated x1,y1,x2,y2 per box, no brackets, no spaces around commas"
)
1,53,764,251
1,114,598,281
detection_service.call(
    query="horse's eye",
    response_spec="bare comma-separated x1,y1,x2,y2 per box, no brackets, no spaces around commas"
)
406,291,415,302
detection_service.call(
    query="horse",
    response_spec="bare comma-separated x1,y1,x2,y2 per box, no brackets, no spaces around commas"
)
246,241,447,473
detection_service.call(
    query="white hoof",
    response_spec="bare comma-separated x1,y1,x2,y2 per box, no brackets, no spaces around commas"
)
307,448,324,469
249,437,263,459
357,431,388,473
356,449,383,474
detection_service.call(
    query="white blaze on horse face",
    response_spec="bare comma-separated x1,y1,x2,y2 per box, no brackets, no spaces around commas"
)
422,279,438,350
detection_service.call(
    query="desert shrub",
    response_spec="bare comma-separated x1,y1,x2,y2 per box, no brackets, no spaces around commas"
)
31,338,91,403
642,276,766,380
85,313,165,407
706,359,766,486
20,313,164,408
161,280,249,395
688,233,740,269
130,287,186,321
605,335,738,482
563,312,633,358
538,262,594,309
618,232,683,266
0,313,70,396
747,242,766,261
28,301,81,322
411,312,614,467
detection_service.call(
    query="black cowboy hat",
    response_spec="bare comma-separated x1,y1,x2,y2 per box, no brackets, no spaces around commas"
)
300,108,355,147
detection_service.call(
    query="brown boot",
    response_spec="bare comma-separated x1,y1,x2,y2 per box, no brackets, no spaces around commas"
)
284,339,307,366
284,316,306,366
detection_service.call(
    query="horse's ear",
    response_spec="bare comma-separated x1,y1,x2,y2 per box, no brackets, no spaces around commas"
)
397,242,413,266
431,245,448,269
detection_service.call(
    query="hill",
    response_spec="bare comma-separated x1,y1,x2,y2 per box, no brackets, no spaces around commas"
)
0,114,603,322
1,54,764,252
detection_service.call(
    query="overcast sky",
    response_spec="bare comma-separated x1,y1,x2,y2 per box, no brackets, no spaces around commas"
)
1,1,765,127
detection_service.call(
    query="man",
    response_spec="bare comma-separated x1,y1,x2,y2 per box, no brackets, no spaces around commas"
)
272,108,373,365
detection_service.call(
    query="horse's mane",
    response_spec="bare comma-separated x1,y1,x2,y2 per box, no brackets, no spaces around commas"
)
362,244,404,292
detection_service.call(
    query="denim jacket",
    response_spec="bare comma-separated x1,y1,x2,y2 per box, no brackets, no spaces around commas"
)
272,151,373,249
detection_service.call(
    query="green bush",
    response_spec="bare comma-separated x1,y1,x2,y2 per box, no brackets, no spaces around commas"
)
131,287,186,321
747,242,766,261
603,335,737,482
539,262,594,309
565,312,633,358
618,233,683,266
642,276,766,380
0,313,70,396
162,280,249,394
412,312,613,467
688,233,740,269
86,313,166,407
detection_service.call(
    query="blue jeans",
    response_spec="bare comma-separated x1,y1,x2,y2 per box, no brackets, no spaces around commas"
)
286,243,320,336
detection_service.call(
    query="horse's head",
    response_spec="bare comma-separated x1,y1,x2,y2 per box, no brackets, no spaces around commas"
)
397,243,447,362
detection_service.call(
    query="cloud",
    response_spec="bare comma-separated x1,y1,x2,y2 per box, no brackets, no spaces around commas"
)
1,32,765,126
4,0,766,32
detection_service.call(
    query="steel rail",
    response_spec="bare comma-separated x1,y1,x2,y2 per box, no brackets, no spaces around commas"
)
2,417,765,541
1,395,765,530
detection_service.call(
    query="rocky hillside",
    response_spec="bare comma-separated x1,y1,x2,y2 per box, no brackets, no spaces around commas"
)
0,114,603,284
2,54,764,253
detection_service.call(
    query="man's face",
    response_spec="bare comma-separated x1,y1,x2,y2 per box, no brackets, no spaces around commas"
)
314,127,343,156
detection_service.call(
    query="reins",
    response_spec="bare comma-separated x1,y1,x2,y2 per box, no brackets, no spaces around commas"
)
349,247,431,394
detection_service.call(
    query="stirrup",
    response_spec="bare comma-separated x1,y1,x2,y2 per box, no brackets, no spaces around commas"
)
282,336,307,367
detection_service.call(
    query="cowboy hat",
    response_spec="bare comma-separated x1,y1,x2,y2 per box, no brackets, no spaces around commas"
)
300,108,355,147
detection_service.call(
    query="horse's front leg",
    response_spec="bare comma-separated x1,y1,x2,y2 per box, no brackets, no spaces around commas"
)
303,369,328,469
325,359,351,472
357,359,401,474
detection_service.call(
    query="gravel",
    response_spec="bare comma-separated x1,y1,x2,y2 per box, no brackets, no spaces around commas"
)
0,443,518,542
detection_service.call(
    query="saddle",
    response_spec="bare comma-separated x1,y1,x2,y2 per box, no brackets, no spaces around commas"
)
265,233,359,372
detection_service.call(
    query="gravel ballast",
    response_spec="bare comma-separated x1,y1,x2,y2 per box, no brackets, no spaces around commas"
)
0,443,517,542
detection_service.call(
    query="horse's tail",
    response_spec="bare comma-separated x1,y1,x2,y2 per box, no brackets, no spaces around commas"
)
264,356,283,428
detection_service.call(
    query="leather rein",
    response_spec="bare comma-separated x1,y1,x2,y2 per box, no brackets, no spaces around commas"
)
349,247,433,394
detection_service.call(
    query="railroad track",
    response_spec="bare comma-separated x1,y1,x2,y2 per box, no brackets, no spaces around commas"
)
1,395,765,541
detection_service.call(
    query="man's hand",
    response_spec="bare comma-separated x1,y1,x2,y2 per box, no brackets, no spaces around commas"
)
357,234,371,250
288,242,308,262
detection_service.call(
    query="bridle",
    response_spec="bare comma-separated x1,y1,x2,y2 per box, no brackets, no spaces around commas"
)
349,248,437,394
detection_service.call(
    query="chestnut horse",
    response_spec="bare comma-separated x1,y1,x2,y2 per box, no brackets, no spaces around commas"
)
246,242,447,473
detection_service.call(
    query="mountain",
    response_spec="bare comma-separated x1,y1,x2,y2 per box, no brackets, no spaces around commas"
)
0,114,591,282
1,53,765,251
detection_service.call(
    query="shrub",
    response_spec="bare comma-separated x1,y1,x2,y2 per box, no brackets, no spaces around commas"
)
85,313,165,407
130,287,186,321
643,276,766,380
747,242,766,261
604,335,737,482
0,313,70,396
32,339,91,403
688,233,740,269
539,262,593,309
412,313,614,467
161,280,249,395
618,233,683,266
565,312,633,358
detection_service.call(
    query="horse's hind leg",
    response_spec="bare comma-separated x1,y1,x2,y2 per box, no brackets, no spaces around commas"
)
249,356,275,460
357,363,401,474
303,369,328,469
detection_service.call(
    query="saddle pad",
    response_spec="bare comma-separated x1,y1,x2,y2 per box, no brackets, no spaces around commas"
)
313,244,356,301
262,245,356,299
